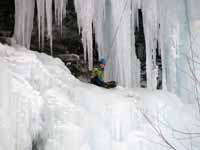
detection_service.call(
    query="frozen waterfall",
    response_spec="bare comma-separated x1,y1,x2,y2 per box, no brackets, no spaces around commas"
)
0,43,200,150
74,0,141,87
74,0,200,102
12,0,200,102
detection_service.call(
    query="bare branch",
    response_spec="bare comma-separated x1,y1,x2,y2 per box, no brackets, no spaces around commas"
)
141,112,177,150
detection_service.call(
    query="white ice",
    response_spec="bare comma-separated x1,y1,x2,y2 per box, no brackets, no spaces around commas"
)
14,0,35,49
0,43,199,150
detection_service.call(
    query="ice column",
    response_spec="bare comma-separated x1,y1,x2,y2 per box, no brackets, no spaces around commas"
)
176,0,200,102
157,0,200,102
14,0,35,48
74,0,95,70
104,0,140,87
141,0,159,90
188,0,200,103
158,0,181,93
36,0,46,50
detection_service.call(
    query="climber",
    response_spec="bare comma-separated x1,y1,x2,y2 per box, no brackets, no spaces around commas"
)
91,58,116,89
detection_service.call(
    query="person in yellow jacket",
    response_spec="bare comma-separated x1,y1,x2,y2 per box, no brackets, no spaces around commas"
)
91,58,116,88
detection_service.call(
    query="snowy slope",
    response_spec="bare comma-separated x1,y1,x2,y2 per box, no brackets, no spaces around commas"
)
0,43,199,150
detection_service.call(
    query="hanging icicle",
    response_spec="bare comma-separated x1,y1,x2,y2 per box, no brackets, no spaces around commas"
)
54,0,68,34
14,0,68,56
36,0,67,55
74,0,95,70
14,0,35,48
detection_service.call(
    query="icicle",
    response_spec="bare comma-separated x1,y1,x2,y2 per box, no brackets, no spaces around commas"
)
141,0,160,90
14,0,35,48
36,0,67,55
74,0,94,70
36,0,45,50
54,0,68,34
46,0,53,55
14,0,68,53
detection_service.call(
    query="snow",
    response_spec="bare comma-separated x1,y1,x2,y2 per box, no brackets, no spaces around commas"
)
0,43,199,150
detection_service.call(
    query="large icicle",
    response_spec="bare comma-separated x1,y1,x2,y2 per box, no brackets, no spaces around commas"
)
154,0,200,103
14,0,35,48
104,0,140,87
36,0,46,50
46,0,53,55
54,0,68,34
141,0,160,90
74,0,95,70
188,0,200,103
158,0,180,93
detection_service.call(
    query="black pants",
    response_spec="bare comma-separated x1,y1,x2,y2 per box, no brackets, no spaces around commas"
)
91,77,105,87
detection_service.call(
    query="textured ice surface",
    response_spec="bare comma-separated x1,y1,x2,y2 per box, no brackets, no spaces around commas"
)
0,43,199,150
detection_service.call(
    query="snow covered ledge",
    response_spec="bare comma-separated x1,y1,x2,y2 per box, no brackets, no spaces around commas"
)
0,43,199,150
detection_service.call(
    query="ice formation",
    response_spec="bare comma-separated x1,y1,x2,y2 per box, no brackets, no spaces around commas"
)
74,0,200,102
0,43,200,150
74,0,141,87
14,0,68,55
157,0,200,102
14,0,35,48
13,0,200,102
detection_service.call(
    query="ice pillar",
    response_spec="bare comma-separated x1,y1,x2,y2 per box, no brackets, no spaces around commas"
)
14,0,35,48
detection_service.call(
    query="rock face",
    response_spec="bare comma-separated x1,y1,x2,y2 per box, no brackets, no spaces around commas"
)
0,0,14,37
